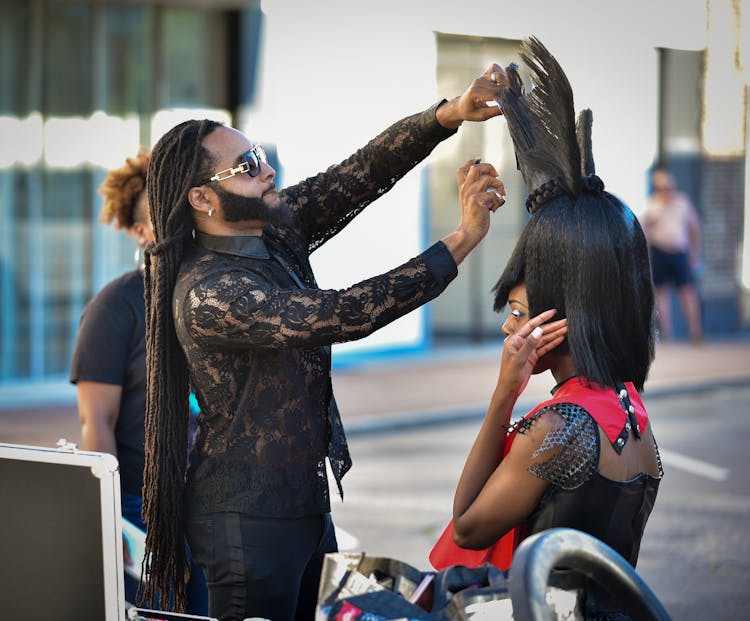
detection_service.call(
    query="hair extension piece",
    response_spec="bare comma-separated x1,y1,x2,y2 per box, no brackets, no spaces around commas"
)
576,108,595,177
492,37,655,392
140,119,220,611
499,36,582,207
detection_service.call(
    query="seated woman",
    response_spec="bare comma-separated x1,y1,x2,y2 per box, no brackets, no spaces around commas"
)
430,37,662,620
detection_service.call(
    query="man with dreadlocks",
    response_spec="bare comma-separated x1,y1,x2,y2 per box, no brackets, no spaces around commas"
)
142,66,509,620
430,38,663,620
70,149,208,613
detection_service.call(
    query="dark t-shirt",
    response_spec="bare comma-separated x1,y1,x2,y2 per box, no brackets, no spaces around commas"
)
70,269,146,496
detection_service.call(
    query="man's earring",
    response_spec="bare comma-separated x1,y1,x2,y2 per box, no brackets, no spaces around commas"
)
207,209,213,217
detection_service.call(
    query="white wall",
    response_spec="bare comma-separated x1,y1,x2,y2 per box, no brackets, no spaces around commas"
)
245,0,708,356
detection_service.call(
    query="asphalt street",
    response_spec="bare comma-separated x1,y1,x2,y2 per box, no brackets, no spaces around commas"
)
330,384,750,621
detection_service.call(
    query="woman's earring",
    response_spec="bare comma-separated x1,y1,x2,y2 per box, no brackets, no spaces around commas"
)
207,209,213,217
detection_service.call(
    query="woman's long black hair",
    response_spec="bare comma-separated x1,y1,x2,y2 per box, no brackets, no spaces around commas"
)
494,191,654,391
493,37,654,391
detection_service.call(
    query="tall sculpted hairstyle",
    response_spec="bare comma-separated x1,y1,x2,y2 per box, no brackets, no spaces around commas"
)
140,119,220,610
493,37,655,391
98,147,149,229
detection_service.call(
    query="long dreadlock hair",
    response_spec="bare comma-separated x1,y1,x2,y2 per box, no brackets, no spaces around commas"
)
493,37,655,391
140,119,220,610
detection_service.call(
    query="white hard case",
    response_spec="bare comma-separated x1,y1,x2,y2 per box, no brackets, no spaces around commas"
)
0,440,125,620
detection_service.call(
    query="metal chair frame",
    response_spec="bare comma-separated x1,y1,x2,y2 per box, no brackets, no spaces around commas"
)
510,528,672,621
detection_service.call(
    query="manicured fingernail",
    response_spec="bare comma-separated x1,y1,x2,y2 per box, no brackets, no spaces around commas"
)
532,327,543,339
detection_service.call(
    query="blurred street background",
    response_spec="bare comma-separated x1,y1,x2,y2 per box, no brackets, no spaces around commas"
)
1,0,749,618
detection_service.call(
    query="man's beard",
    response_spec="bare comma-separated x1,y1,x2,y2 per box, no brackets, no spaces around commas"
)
213,185,289,227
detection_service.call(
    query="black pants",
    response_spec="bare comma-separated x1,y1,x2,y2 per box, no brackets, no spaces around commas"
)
185,512,337,621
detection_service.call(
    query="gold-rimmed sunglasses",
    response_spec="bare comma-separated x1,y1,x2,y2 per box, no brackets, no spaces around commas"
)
201,144,267,185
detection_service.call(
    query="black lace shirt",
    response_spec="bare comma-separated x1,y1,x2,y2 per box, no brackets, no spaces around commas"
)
174,102,458,517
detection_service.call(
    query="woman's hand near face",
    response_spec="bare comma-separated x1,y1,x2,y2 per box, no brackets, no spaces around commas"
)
452,308,566,547
497,310,568,399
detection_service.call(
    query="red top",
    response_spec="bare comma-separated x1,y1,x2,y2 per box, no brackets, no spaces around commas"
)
429,378,649,570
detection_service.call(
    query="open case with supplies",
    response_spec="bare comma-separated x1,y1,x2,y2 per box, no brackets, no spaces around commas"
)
0,441,126,620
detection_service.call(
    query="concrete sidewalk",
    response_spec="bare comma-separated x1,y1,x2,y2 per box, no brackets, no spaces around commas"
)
1,338,749,448
334,338,750,434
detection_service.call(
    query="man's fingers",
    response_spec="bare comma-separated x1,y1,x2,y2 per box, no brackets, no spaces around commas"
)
456,158,480,184
458,160,504,212
484,63,508,86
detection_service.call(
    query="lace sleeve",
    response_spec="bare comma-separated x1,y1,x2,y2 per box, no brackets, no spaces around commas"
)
523,404,600,490
177,243,456,350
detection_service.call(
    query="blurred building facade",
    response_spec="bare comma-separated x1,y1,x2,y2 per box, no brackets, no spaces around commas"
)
0,0,747,401
0,0,262,393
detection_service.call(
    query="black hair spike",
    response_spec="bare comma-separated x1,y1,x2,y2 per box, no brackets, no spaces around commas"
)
500,36,584,202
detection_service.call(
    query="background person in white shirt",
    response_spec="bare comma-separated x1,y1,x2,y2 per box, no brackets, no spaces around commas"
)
641,167,703,343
